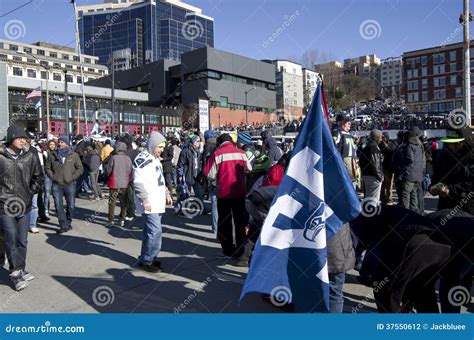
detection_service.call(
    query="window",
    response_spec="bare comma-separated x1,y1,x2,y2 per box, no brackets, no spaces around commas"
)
23,47,32,54
433,77,445,87
53,73,61,81
422,91,428,101
208,70,221,79
53,62,61,69
456,87,462,97
433,65,445,74
84,58,91,64
13,56,22,62
27,69,36,78
422,78,428,89
77,76,82,83
450,62,456,72
0,54,7,60
73,56,80,62
27,58,36,64
421,67,427,76
13,67,22,76
450,51,456,61
41,71,48,80
450,75,457,85
421,56,428,66
36,49,45,56
407,80,418,90
65,64,73,69
433,89,446,99
62,54,69,60
88,68,94,72
66,74,73,83
40,61,49,68
9,44,18,51
49,52,57,58
220,96,228,107
407,92,419,102
432,53,445,64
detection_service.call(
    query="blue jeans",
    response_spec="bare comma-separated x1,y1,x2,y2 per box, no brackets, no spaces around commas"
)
329,272,346,313
44,176,53,215
139,213,162,264
0,214,29,272
209,186,218,233
52,182,76,229
29,194,38,230
76,168,92,194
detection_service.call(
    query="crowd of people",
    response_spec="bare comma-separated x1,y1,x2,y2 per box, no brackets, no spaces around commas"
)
0,116,472,313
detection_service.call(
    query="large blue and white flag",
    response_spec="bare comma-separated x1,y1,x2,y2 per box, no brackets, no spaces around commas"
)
241,83,360,312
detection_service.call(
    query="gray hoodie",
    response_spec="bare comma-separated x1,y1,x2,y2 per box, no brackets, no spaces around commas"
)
106,141,132,189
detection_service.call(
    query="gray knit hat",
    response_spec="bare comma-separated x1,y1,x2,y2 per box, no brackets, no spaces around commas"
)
147,131,166,154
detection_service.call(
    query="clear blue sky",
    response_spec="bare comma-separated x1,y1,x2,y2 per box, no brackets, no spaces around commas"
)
0,0,468,63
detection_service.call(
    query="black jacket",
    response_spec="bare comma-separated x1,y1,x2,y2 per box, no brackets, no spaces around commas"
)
177,143,201,185
161,144,174,174
399,137,425,182
380,140,397,172
327,223,355,274
0,146,43,215
359,140,383,180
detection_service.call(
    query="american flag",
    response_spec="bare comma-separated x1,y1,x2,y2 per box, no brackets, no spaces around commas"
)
26,86,41,99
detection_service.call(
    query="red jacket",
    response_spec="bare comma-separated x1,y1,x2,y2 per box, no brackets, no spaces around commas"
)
203,141,252,199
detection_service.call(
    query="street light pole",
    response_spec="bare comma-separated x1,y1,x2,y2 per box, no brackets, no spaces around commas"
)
111,56,115,138
64,69,70,136
244,86,256,125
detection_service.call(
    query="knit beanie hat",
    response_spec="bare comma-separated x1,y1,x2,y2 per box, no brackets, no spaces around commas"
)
238,131,252,145
147,131,166,153
58,135,70,145
190,135,200,144
6,125,28,145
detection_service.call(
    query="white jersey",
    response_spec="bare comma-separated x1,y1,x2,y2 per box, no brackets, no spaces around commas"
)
132,150,167,214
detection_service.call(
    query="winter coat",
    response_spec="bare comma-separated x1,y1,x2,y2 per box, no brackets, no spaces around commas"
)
399,137,425,182
74,139,88,160
202,138,218,168
245,185,278,223
84,150,101,172
359,139,383,180
327,223,356,274
106,142,132,189
161,144,174,174
262,137,282,165
45,149,83,185
203,141,252,199
0,146,43,215
177,143,201,185
380,140,397,172
100,144,114,161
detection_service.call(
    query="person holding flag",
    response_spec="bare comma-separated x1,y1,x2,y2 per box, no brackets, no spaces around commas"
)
240,82,360,313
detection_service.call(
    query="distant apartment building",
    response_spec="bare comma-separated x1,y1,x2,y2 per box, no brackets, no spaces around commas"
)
78,0,214,69
267,60,304,120
302,68,320,111
402,41,470,113
380,57,402,98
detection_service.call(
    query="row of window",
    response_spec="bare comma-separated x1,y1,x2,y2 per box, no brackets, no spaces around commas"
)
406,75,458,90
185,70,275,90
406,87,463,102
406,63,458,78
11,67,94,83
405,51,457,67
2,43,94,63
211,98,272,113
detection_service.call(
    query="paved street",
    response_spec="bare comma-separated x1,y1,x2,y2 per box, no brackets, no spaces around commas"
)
0,194,470,314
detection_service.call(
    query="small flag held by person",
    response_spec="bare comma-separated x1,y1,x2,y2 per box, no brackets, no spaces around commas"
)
34,99,41,110
26,86,41,99
240,82,361,312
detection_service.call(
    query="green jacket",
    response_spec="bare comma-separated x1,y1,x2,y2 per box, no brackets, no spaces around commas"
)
45,149,83,185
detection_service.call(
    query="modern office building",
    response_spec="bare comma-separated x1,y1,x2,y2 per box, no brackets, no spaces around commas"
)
0,39,181,137
265,60,304,120
88,46,277,128
401,41,470,113
77,0,214,68
302,68,320,111
380,57,402,98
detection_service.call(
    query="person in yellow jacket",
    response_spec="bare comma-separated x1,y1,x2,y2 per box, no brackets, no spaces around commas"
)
100,140,113,161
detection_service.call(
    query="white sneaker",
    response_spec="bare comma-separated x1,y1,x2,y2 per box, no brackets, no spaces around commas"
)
30,227,40,234
21,271,35,282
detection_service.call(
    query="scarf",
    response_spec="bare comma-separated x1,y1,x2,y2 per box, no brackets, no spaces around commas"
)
56,147,71,163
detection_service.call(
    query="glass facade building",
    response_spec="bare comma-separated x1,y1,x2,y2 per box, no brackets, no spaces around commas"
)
78,1,214,68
